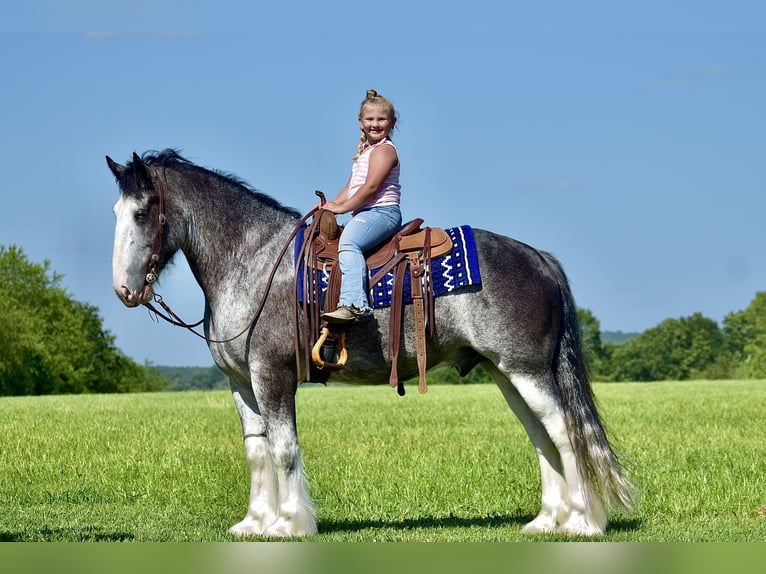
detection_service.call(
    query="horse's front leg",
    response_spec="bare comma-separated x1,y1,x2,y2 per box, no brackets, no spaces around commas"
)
228,381,279,536
253,366,317,538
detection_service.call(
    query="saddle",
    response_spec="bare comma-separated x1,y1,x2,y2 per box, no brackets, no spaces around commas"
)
296,201,452,395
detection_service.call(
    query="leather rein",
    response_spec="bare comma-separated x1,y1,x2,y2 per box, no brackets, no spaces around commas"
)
140,165,319,345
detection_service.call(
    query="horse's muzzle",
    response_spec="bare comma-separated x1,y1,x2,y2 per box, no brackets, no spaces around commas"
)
115,283,154,307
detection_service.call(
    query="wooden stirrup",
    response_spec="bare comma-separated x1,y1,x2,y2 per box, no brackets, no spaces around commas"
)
311,327,348,371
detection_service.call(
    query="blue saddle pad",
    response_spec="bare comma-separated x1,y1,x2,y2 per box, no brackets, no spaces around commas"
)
295,225,482,308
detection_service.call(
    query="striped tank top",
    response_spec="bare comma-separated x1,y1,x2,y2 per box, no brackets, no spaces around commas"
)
347,138,401,213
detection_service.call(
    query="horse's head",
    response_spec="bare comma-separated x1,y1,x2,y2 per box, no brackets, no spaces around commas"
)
106,152,170,308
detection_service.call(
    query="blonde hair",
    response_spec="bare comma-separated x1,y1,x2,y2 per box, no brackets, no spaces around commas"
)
353,89,398,160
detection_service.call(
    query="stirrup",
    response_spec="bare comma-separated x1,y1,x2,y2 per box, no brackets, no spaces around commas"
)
311,327,348,371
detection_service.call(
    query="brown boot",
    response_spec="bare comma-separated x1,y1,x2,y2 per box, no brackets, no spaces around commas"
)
321,305,373,324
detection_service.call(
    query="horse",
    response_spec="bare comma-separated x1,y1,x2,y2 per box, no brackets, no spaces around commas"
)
106,149,634,538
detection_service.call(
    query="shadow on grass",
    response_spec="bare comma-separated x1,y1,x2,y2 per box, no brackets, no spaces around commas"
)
0,526,135,542
318,513,642,537
607,516,643,533
320,512,529,534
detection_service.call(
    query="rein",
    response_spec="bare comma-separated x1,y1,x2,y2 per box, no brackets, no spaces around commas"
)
140,164,320,344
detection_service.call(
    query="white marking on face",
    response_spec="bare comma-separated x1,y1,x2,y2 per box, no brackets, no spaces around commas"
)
112,194,153,306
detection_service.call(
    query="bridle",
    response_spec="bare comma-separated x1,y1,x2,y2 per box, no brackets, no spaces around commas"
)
137,163,319,345
143,165,166,287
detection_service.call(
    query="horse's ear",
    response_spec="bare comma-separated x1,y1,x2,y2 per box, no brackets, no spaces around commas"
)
132,152,152,185
106,155,126,180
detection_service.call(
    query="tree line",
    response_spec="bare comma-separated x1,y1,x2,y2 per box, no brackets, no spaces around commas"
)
577,298,766,381
0,245,166,395
1,244,764,395
425,297,766,385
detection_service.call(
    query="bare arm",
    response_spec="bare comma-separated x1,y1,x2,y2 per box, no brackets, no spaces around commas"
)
327,175,351,204
323,145,398,214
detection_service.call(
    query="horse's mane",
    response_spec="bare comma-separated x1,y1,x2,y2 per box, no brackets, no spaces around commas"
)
132,149,301,218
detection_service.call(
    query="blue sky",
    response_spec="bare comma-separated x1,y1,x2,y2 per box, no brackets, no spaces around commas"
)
1,2,764,366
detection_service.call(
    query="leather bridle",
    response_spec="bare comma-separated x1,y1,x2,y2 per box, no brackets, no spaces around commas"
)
144,165,166,286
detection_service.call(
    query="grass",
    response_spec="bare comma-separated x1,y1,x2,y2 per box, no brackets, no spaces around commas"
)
0,380,764,542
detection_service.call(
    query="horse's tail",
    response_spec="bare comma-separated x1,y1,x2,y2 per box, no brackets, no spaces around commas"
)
541,251,635,514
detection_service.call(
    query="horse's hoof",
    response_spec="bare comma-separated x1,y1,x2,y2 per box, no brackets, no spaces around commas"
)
262,517,319,538
556,514,604,537
521,514,556,534
228,517,270,537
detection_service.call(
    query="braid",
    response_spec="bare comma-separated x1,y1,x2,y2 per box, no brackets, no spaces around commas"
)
353,132,367,161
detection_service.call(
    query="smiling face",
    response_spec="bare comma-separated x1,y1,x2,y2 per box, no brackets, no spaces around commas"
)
358,103,395,145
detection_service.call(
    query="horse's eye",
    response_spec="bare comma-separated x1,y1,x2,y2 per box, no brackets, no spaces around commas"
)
134,209,149,221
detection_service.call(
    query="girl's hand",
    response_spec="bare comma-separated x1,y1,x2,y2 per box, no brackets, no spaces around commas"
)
322,201,345,214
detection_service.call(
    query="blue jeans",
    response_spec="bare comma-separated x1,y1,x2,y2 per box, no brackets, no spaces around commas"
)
337,205,402,311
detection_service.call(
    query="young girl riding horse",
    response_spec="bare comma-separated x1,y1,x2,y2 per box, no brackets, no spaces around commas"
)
320,89,402,324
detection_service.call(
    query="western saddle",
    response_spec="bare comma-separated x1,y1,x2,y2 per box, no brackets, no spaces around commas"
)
295,194,453,395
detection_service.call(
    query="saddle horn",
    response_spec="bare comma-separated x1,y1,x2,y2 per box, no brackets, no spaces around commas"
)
314,190,340,240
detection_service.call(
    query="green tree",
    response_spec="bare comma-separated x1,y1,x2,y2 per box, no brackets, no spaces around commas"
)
0,245,166,395
608,313,724,381
723,291,766,379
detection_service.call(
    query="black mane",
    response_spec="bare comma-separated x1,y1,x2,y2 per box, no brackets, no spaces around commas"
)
132,149,301,218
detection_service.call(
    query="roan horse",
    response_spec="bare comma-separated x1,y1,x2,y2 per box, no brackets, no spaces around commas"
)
106,149,634,538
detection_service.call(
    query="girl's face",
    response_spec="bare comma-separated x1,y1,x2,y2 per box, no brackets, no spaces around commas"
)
359,104,394,145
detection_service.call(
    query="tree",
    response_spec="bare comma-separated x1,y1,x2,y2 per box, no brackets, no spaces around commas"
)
723,291,766,379
0,245,166,395
608,313,724,381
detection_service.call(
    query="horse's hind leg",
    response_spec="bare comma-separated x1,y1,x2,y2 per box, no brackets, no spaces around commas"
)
484,363,567,531
227,381,279,536
485,363,606,536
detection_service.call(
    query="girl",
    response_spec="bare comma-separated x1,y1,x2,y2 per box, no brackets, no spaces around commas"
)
320,89,403,324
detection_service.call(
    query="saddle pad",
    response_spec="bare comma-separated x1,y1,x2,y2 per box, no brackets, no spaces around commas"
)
295,225,482,308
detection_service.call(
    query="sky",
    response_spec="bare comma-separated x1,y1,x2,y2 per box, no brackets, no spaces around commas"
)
1,2,764,367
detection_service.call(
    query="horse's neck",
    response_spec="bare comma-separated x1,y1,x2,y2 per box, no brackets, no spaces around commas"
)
179,192,295,302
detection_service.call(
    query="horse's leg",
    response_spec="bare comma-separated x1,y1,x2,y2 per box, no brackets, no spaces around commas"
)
483,362,567,532
227,380,280,536
485,362,606,536
251,365,317,538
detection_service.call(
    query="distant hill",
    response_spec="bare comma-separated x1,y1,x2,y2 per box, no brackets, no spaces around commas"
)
157,366,228,391
602,330,640,344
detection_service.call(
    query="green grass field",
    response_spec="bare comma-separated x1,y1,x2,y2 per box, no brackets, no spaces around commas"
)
0,380,764,542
